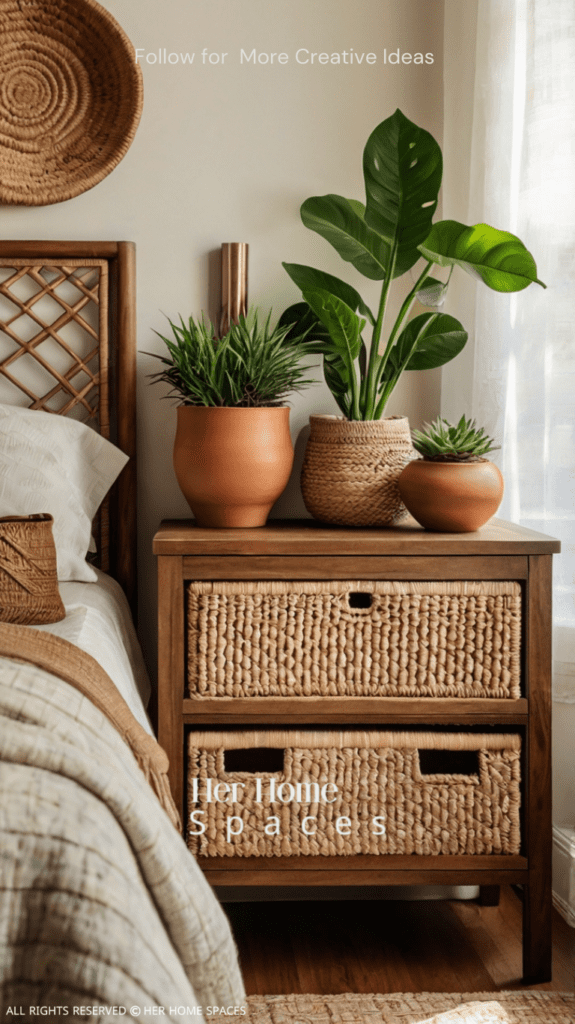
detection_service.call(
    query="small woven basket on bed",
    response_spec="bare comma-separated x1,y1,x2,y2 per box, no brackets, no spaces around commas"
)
0,0,143,205
0,514,65,624
187,729,522,858
186,579,522,700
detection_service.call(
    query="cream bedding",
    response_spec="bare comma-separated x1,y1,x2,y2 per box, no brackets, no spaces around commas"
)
0,638,246,1018
35,567,154,734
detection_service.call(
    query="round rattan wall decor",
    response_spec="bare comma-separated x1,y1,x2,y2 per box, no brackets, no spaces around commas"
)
0,0,144,206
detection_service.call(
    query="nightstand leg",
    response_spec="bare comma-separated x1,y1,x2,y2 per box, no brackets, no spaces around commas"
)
523,874,552,983
522,554,553,984
157,554,186,829
478,885,500,906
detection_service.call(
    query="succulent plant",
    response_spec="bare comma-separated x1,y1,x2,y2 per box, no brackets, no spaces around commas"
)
411,415,500,462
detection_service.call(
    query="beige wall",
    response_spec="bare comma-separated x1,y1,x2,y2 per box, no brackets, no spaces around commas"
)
1,0,444,669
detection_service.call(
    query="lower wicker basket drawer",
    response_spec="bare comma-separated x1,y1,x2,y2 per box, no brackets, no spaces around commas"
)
186,580,521,700
187,730,521,859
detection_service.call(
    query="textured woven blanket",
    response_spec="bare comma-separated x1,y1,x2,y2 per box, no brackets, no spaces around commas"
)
0,631,246,1019
0,622,180,826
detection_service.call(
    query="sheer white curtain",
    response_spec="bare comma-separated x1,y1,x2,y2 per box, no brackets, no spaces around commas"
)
443,0,575,831
444,0,575,683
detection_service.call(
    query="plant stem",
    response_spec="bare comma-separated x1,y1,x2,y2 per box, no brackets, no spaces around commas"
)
370,260,435,416
373,375,400,420
373,309,438,420
386,260,434,353
359,371,368,416
363,245,397,419
350,358,362,420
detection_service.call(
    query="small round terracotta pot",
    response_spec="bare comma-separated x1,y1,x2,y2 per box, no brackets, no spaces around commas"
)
173,406,294,528
397,458,504,533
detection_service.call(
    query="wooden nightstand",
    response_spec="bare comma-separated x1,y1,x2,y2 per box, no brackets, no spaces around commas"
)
153,517,559,983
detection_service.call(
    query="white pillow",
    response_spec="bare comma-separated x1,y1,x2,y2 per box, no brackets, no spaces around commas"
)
0,403,130,582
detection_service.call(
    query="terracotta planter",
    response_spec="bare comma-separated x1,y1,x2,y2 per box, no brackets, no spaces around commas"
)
300,415,416,527
398,458,504,532
173,406,294,528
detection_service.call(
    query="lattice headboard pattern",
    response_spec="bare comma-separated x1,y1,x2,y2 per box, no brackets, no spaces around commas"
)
0,259,109,427
0,241,137,615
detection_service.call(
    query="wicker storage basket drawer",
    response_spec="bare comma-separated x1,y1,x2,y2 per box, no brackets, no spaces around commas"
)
187,730,521,858
186,580,521,699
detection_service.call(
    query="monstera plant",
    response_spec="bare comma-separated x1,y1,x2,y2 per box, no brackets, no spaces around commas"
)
281,108,545,422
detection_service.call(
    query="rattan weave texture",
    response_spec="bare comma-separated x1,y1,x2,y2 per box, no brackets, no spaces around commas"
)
244,991,575,1024
187,730,522,858
301,415,415,526
0,0,143,205
0,514,65,624
186,580,522,700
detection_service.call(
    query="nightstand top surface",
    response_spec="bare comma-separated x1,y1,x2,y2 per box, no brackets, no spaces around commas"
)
153,517,560,556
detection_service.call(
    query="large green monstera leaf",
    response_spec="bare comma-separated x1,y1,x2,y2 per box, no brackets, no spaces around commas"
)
363,108,443,277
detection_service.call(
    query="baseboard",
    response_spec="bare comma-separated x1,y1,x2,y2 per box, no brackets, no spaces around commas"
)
552,824,575,927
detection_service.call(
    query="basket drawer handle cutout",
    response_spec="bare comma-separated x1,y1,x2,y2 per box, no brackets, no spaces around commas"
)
224,748,285,774
347,591,373,610
418,749,480,777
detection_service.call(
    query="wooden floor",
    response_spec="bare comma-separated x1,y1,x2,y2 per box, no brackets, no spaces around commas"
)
224,887,575,995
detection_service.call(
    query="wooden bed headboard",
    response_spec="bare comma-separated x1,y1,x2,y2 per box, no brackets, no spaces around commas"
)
0,241,137,617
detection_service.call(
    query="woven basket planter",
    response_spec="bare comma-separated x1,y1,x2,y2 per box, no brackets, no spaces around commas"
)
0,0,143,206
186,579,522,700
187,730,522,858
300,415,416,526
0,514,65,624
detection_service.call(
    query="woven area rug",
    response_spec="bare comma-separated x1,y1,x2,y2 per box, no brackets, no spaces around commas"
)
245,991,575,1023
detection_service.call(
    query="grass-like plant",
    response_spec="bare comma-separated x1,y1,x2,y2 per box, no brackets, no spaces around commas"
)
280,108,545,421
411,415,500,462
148,308,314,407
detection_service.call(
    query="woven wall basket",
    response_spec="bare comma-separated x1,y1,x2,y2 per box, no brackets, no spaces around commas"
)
301,415,416,527
187,730,522,858
0,514,65,624
0,0,143,206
